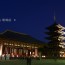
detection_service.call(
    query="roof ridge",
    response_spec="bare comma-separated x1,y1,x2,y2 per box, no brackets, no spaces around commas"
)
1,29,28,36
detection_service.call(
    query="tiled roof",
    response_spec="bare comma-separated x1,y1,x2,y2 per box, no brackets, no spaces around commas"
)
0,30,44,44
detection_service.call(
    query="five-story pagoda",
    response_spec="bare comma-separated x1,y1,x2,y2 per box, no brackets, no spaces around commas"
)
45,21,65,58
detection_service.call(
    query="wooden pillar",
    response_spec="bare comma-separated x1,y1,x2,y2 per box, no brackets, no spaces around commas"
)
11,48,14,57
22,44,24,57
30,44,32,56
17,48,19,57
35,48,38,57
0,44,3,58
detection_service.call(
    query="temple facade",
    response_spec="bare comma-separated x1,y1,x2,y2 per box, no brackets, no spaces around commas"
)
0,30,44,60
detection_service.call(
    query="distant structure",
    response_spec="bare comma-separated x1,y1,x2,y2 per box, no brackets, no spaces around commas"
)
45,22,65,58
0,30,44,60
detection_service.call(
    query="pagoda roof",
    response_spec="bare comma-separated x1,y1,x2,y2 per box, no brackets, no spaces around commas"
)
0,30,44,44
46,22,65,31
45,31,61,36
48,40,60,44
46,22,62,31
47,22,58,29
57,24,65,30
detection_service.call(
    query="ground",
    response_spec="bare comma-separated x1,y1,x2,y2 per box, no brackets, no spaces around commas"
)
0,59,65,65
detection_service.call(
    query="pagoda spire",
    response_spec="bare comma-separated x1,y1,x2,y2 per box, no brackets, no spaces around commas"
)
54,11,56,22
54,15,56,21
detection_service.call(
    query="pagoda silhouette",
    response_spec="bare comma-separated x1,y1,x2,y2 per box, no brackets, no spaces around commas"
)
45,17,65,58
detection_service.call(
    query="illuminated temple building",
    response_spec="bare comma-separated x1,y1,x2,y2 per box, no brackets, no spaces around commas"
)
0,30,44,60
57,24,65,57
46,22,65,58
54,23,65,57
0,23,65,60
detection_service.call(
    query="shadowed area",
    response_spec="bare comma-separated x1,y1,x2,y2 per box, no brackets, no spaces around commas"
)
0,59,65,65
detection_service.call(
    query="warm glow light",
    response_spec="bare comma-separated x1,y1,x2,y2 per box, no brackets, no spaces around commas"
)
9,44,12,45
27,46,30,47
42,55,46,58
15,44,17,46
59,36,65,39
32,52,35,54
59,45,62,47
30,52,31,55
60,51,64,53
56,24,65,58
0,51,2,56
0,44,2,56
33,56,36,58
63,55,65,57
4,43,8,45
18,45,20,46
58,31,65,35
60,54,65,57
11,53,14,57
33,55,39,58
60,42,64,44
2,54,5,57
58,36,65,41
62,46,65,48
57,24,65,30
58,38,60,41
17,55,18,57
35,48,38,57
12,55,14,57
60,55,61,57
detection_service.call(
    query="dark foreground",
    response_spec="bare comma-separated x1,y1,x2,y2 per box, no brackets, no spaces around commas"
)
0,59,65,65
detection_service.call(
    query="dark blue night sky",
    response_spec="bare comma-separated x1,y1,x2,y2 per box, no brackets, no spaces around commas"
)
0,0,65,42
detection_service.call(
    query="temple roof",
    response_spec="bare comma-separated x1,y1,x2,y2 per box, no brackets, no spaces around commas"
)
0,30,44,44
